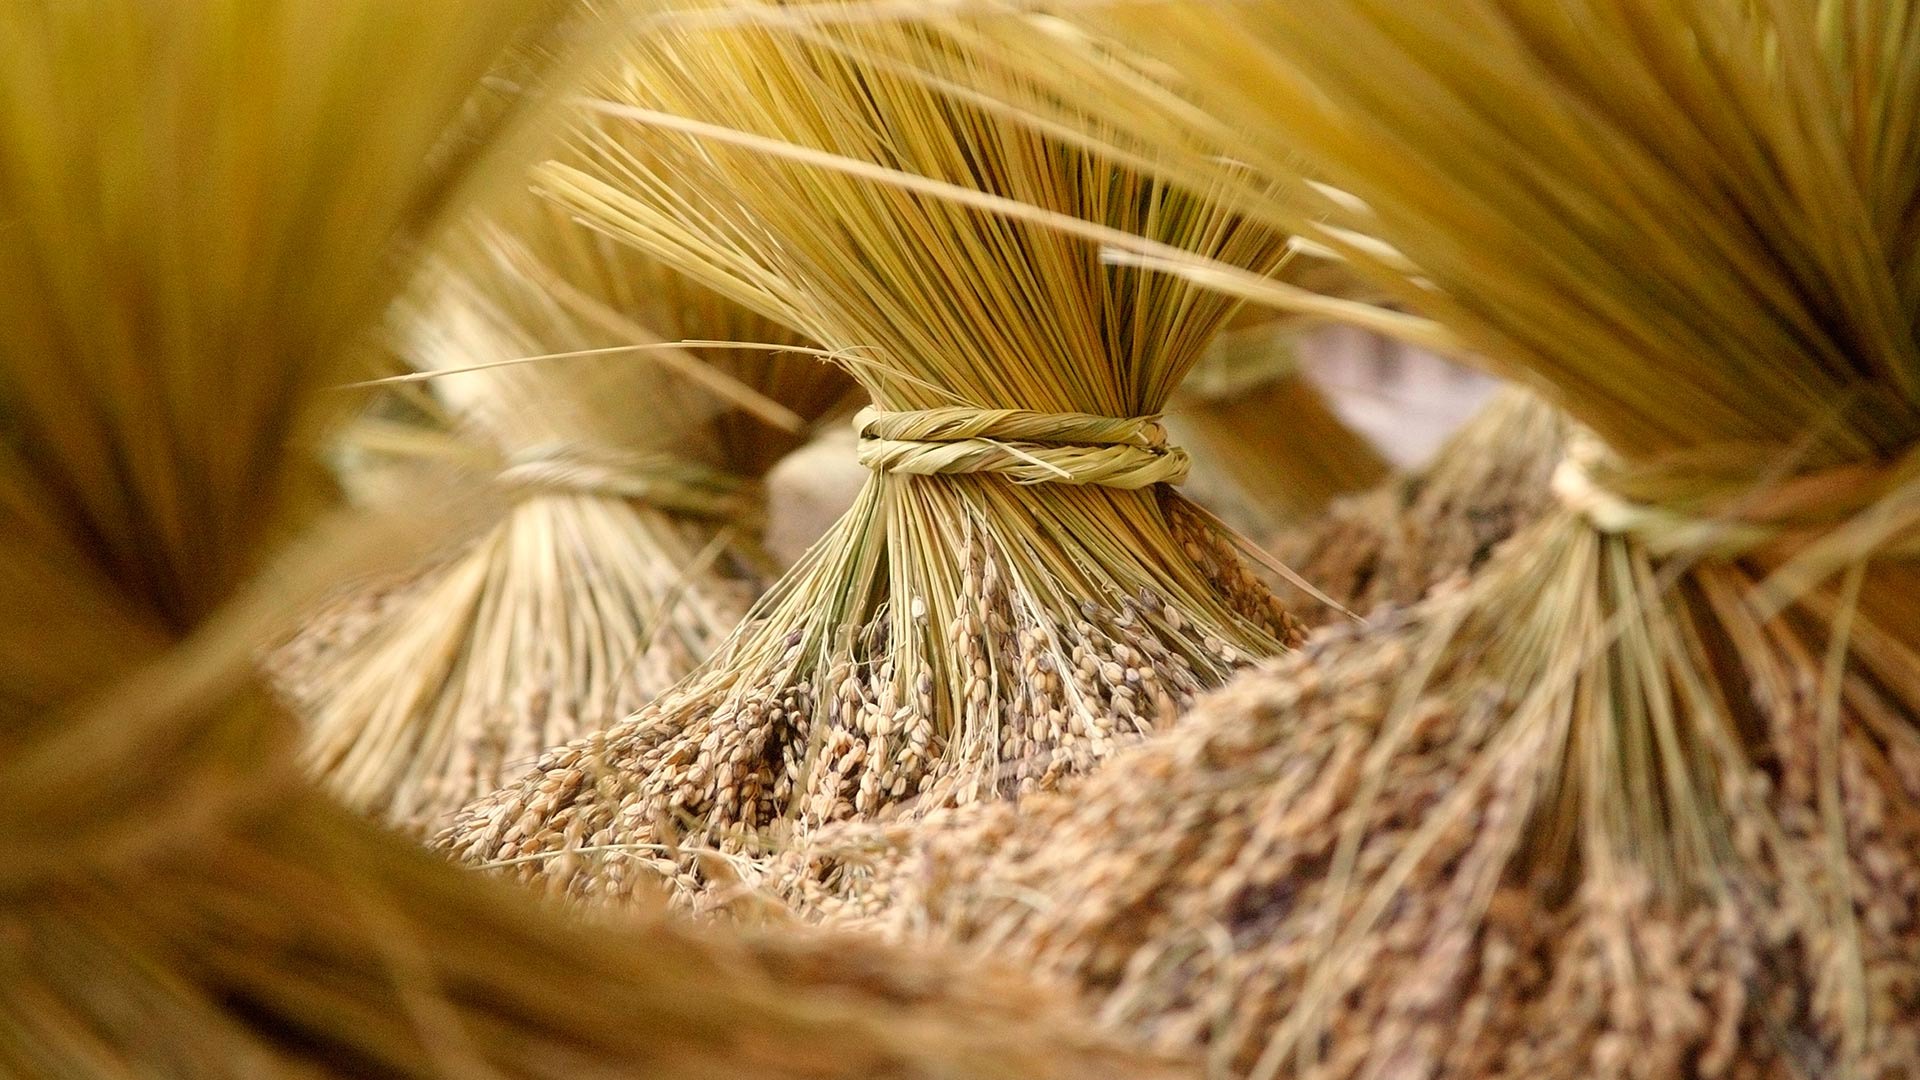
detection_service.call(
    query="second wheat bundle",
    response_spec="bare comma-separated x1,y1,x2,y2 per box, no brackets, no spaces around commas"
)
274,179,853,831
443,17,1300,899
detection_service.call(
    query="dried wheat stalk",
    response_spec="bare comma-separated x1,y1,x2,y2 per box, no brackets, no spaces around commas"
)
439,12,1301,902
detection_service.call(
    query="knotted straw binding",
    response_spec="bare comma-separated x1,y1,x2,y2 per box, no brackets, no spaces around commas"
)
500,443,762,523
855,406,1191,489
1552,432,1920,578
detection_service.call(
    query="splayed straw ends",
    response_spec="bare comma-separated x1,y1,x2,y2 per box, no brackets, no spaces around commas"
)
270,176,856,833
0,4,1150,1076
440,12,1302,902
744,2,1920,1076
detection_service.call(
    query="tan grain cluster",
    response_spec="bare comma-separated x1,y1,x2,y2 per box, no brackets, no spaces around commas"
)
1275,387,1568,627
437,15,1302,900
754,525,1920,1077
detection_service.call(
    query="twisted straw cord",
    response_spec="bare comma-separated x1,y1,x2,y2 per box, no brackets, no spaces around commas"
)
855,406,1191,489
341,420,764,523
499,443,761,523
1552,433,1920,562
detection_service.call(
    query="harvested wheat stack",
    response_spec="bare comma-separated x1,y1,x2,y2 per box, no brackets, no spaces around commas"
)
1273,386,1568,627
753,2,1920,1076
772,580,1920,1078
1172,312,1389,531
269,175,856,832
440,13,1302,901
0,4,1156,1076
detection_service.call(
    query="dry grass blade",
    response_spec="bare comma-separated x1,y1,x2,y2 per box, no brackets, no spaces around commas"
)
727,2,1920,1076
269,173,856,833
0,4,1155,1076
439,9,1302,903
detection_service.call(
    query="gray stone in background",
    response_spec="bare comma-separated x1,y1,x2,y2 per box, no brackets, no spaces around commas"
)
762,328,1501,566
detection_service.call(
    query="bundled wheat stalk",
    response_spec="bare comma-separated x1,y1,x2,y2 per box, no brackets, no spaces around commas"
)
440,11,1302,902
1171,310,1389,531
269,174,855,832
750,2,1920,1076
0,4,1152,1076
1273,386,1568,626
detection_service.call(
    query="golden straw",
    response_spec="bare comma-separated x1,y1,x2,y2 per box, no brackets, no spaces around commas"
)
442,9,1301,904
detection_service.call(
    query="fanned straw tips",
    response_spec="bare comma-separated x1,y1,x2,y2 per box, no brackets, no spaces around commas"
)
1274,386,1568,627
269,170,855,833
0,4,1156,1077
440,13,1302,901
743,2,1920,1077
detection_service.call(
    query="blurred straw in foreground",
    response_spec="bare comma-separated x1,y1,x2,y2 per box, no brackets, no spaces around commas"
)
0,4,1155,1076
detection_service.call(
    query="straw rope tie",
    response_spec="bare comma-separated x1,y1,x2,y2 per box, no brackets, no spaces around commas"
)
499,443,761,523
855,406,1190,489
1553,433,1920,562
